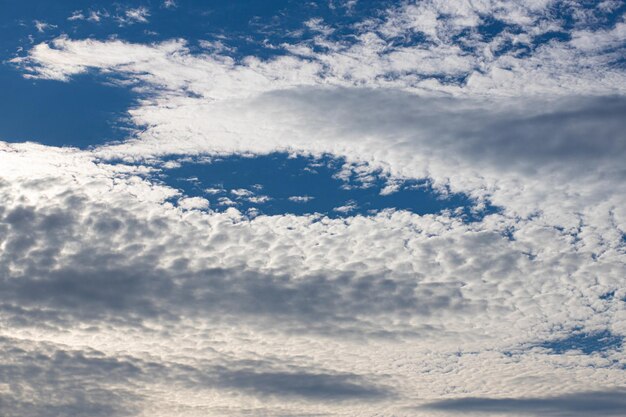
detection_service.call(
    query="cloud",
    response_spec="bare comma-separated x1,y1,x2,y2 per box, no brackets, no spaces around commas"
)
1,134,625,414
67,11,85,21
16,4,626,97
422,390,626,416
12,32,625,240
178,196,209,210
1,142,624,337
121,7,150,24
0,196,471,332
289,195,315,203
231,188,254,197
163,0,177,9
86,87,626,245
0,337,141,417
87,10,106,23
334,201,358,213
33,20,57,33
212,369,388,400
0,334,388,416
3,1,626,415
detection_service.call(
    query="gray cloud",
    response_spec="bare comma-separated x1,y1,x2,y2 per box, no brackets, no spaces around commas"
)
0,198,469,334
162,358,391,402
421,390,626,416
0,336,388,416
252,88,626,176
0,337,141,417
210,369,389,401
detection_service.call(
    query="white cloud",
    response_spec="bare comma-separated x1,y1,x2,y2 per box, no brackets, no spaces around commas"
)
17,8,626,97
88,10,105,23
33,20,56,33
231,188,254,197
3,2,626,415
178,196,210,210
247,195,271,204
217,196,238,206
13,30,625,246
161,160,181,169
204,187,224,194
163,0,177,9
67,11,85,21
379,181,401,196
304,17,335,36
1,139,626,415
122,6,150,24
570,21,626,52
333,201,358,213
289,195,315,203
63,7,150,26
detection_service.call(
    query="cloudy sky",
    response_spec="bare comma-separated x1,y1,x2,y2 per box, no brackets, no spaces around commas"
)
1,1,625,416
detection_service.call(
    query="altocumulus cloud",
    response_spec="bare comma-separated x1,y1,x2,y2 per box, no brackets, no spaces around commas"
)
1,1,625,416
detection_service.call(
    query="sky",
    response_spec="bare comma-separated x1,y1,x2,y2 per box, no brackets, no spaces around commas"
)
0,1,625,416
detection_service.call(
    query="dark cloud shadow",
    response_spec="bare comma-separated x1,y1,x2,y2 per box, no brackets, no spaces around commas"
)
0,336,389,415
253,88,626,178
421,390,626,416
0,337,141,417
212,369,389,401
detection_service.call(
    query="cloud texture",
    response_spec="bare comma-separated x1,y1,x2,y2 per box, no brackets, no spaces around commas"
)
1,1,625,416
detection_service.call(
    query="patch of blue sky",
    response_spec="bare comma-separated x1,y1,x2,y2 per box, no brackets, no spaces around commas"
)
1,1,397,61
537,329,623,356
547,0,626,32
200,0,399,59
156,152,499,220
455,2,625,58
459,20,558,60
474,15,517,42
451,23,524,58
399,71,471,87
3,1,624,66
0,66,135,147
382,30,434,49
530,30,572,46
521,1,626,53
7,1,622,56
600,290,616,300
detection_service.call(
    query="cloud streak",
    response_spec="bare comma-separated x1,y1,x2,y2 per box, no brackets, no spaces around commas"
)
422,390,626,416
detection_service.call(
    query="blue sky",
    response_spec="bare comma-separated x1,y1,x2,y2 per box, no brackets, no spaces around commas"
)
157,152,498,219
0,1,625,416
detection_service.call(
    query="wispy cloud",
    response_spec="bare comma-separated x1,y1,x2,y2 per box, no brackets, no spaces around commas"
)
121,6,150,24
422,391,626,416
33,20,56,33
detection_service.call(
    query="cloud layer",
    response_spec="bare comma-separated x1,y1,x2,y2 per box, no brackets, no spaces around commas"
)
1,1,625,415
